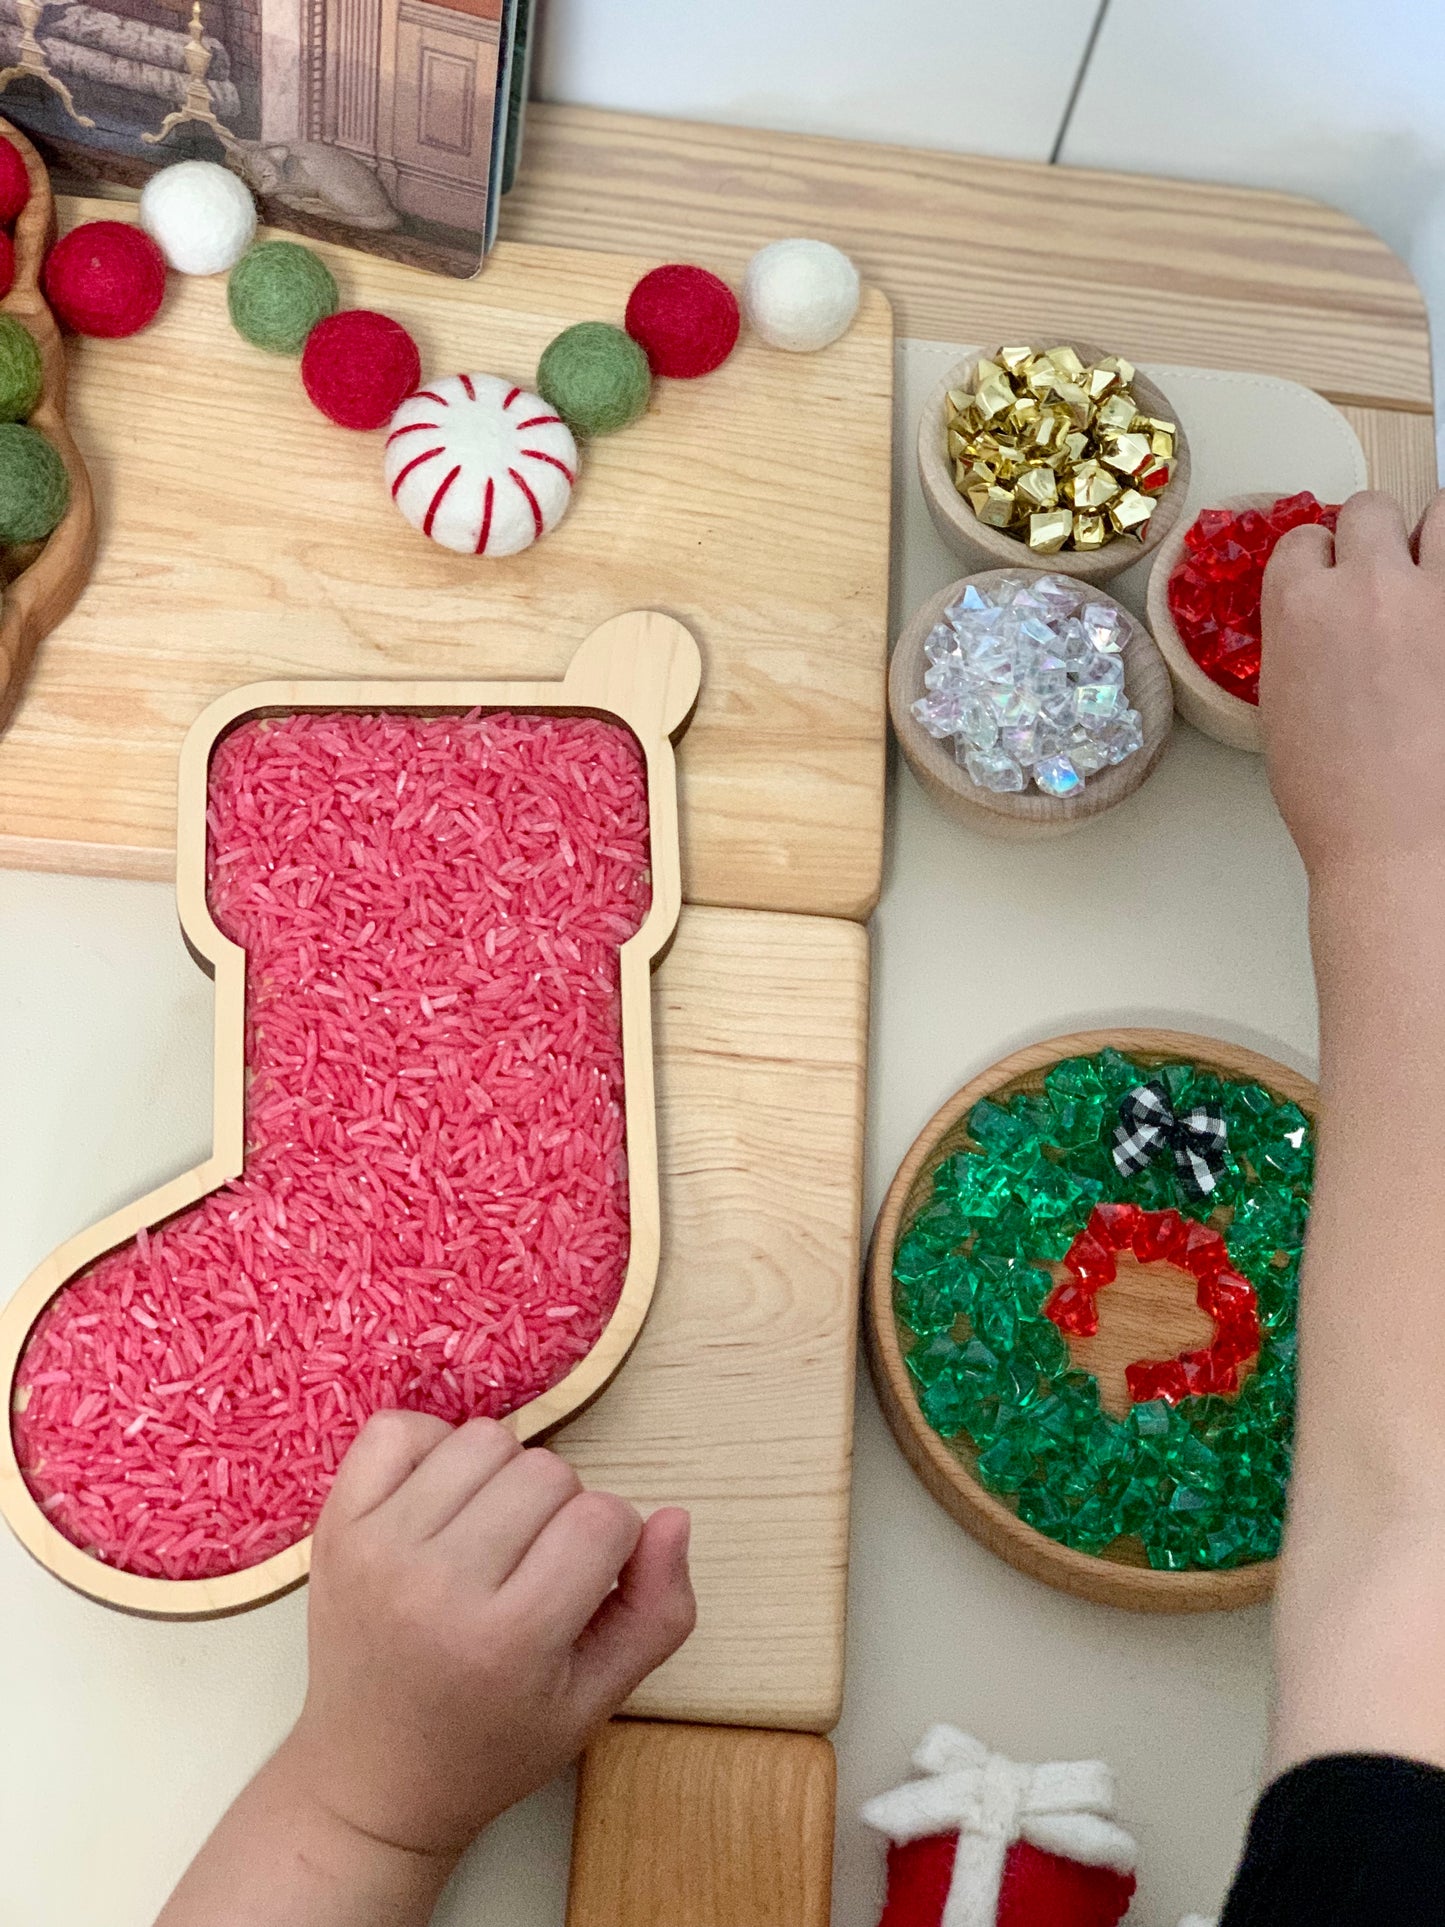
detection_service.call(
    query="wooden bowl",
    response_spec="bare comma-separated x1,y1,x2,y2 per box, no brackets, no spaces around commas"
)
889,570,1173,838
0,116,96,736
917,343,1192,585
1145,491,1291,755
0,613,699,1617
866,1027,1317,1612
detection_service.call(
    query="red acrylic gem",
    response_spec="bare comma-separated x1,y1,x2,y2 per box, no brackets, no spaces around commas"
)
1132,1208,1187,1264
1126,1358,1190,1405
1063,1229,1116,1286
1198,1268,1253,1320
1166,492,1339,709
1043,1279,1100,1337
1179,1222,1230,1280
1090,1200,1141,1250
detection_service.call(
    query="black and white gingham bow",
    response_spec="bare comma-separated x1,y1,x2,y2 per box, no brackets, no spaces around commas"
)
1111,1080,1228,1200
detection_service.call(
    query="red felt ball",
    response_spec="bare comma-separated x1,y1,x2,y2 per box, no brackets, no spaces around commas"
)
300,308,422,430
0,136,29,226
0,230,15,302
43,221,167,338
624,262,739,378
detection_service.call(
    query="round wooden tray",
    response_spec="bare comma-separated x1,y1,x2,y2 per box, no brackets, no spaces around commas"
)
917,342,1192,585
889,569,1173,838
1145,490,1292,755
0,116,96,735
865,1027,1317,1612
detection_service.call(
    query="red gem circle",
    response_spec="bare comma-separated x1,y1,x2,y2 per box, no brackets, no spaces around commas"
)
1167,492,1340,706
1043,1203,1261,1404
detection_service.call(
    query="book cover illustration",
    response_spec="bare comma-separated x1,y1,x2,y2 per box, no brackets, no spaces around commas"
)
0,0,510,275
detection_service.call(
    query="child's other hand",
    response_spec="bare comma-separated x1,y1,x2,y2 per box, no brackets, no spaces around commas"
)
1261,488,1445,886
283,1411,695,1858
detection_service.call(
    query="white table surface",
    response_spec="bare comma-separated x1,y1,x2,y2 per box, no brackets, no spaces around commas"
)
1,345,1352,1926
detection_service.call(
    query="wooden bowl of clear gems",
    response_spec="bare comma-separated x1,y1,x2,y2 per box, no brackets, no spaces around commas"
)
918,342,1192,585
866,1028,1317,1612
1146,490,1287,755
889,569,1173,837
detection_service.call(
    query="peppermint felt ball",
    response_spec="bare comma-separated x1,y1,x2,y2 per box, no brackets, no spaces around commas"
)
139,159,256,276
743,237,860,351
624,263,739,378
384,373,577,556
302,309,421,430
228,240,337,355
0,422,69,542
43,221,167,338
0,136,29,226
0,313,43,422
537,321,650,436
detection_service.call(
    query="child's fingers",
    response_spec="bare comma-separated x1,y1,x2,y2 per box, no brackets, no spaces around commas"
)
439,1446,589,1590
1332,489,1411,568
1413,491,1445,573
323,1408,452,1523
1266,519,1334,590
501,1488,645,1644
569,1508,697,1721
374,1416,520,1540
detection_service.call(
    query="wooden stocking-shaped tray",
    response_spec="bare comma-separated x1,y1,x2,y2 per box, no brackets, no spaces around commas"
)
0,609,700,1617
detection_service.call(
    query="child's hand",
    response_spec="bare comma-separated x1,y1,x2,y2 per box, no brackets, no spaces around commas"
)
283,1411,695,1858
1261,488,1445,885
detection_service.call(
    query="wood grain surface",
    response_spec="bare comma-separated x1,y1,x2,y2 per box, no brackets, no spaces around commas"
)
0,118,95,734
0,197,892,922
568,1720,836,1927
866,1028,1317,1614
0,616,700,1617
889,572,1173,837
502,106,1434,415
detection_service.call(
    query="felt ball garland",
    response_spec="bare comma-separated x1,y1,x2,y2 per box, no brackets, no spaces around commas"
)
139,159,256,277
228,240,337,355
537,321,650,437
743,237,860,352
624,262,739,378
301,309,422,431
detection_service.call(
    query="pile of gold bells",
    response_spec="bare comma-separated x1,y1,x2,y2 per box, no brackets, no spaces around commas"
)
946,344,1176,554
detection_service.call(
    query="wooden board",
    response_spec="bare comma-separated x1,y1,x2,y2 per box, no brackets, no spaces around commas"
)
0,615,701,1617
505,105,1434,415
563,903,866,1730
568,1720,836,1927
0,198,893,922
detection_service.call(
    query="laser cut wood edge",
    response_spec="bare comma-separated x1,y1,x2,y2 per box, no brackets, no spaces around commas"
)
0,116,97,736
0,610,701,1618
567,1719,836,1927
916,346,1192,586
865,1028,1317,1613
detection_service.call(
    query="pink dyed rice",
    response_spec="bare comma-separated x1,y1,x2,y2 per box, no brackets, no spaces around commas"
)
14,710,650,1581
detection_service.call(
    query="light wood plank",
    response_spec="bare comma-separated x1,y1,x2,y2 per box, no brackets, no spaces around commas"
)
0,199,892,922
568,1720,836,1927
502,105,1433,411
1338,404,1440,522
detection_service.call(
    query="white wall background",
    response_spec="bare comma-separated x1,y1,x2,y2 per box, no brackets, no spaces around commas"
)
537,0,1445,473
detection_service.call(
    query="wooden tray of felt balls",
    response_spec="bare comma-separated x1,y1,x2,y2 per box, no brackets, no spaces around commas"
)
0,117,95,733
867,1028,1317,1612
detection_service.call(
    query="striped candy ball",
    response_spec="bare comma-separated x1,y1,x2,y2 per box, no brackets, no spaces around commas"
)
384,372,579,556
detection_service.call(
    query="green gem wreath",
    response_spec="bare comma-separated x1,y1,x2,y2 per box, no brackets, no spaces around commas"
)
891,1047,1313,1572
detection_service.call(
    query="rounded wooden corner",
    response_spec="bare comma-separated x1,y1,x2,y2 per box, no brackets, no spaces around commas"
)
564,609,703,740
866,1027,1314,1613
2,649,689,1617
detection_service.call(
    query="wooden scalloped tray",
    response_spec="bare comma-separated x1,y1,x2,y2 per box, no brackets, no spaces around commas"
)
0,116,94,734
866,1026,1316,1613
0,611,699,1617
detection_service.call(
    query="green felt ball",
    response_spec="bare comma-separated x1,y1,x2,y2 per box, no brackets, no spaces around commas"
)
228,240,338,355
537,321,650,437
0,422,69,542
0,315,42,424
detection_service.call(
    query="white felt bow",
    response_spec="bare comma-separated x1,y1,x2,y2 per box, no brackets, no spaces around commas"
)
859,1726,1138,1927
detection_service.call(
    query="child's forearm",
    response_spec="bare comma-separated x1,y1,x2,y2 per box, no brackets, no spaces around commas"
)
1270,864,1445,1773
154,1733,458,1927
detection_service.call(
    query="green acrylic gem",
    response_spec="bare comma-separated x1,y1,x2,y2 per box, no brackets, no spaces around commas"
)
977,1432,1034,1493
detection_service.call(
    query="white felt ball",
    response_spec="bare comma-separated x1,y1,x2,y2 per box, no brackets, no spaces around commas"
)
742,237,860,352
139,160,257,276
384,373,578,557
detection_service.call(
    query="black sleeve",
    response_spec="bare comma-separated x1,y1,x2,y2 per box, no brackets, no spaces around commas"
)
1221,1754,1445,1927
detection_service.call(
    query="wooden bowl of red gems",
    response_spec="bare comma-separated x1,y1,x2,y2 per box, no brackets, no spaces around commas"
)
866,1029,1317,1611
1146,490,1341,754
